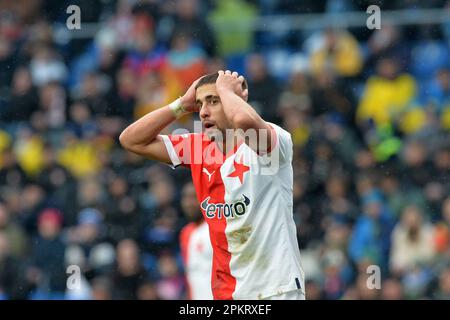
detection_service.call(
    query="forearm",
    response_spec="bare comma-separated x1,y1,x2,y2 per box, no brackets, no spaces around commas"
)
119,105,177,149
218,89,263,130
214,70,274,153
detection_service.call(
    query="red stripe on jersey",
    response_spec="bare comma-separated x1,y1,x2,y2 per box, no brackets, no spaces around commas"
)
205,172,236,300
173,133,239,299
193,140,239,300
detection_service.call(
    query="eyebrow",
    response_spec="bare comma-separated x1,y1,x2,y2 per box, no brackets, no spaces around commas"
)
196,95,220,103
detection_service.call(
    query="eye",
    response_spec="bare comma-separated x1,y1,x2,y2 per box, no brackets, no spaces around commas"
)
211,99,219,105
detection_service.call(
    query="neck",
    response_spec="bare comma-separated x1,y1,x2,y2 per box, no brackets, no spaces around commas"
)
214,135,241,155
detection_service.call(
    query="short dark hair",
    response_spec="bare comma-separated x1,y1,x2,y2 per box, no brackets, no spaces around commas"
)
195,72,248,91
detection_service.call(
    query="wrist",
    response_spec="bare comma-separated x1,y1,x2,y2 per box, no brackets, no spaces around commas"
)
168,97,188,118
216,85,234,96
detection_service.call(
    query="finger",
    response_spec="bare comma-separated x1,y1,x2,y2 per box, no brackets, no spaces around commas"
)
232,71,239,78
242,89,249,98
218,70,224,75
192,77,202,86
225,70,232,75
238,75,245,83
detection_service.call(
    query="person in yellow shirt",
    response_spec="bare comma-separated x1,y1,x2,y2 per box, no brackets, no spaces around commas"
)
57,132,100,178
310,28,363,78
357,57,417,127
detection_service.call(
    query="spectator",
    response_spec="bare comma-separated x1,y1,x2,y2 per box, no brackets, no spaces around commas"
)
157,0,216,57
304,278,325,300
308,28,363,78
345,272,380,300
245,53,280,122
365,24,409,75
0,231,29,299
114,67,137,120
390,205,436,275
29,44,67,87
66,208,114,276
209,0,257,56
310,68,356,123
410,30,449,82
156,253,185,300
320,249,349,299
122,29,167,79
14,183,47,234
380,173,427,219
434,197,450,253
111,239,148,300
433,266,450,299
38,82,66,129
357,56,417,128
420,67,450,114
29,208,67,298
278,70,311,117
399,139,433,190
133,72,180,120
137,279,160,300
2,66,39,123
14,127,45,177
90,276,112,300
104,175,142,244
57,131,101,178
0,202,28,258
321,175,358,227
67,101,99,140
74,72,111,117
165,30,207,92
0,35,14,90
381,277,404,300
279,96,311,149
348,191,395,273
0,146,28,189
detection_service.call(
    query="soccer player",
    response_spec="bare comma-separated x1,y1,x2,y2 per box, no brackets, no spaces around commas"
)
179,182,213,300
120,70,305,300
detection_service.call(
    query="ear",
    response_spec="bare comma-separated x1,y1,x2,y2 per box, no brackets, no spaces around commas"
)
242,89,249,102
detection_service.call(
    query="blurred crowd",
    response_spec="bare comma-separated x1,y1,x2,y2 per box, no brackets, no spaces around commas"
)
1,0,450,300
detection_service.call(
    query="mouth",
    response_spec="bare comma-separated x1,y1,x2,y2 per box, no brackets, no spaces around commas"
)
203,121,216,130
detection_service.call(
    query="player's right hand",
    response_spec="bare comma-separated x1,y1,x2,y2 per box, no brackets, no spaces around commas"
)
180,77,202,113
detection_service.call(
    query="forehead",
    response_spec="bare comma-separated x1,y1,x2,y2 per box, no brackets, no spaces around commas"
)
196,83,218,100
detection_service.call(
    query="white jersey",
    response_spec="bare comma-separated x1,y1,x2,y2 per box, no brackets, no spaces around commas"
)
180,221,213,300
163,123,304,299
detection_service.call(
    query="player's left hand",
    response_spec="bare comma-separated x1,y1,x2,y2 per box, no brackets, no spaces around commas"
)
216,70,248,100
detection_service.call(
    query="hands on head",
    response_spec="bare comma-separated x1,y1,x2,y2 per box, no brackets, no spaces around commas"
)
216,70,248,101
180,70,248,113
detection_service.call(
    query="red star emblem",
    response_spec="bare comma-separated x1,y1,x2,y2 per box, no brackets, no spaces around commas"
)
227,159,250,184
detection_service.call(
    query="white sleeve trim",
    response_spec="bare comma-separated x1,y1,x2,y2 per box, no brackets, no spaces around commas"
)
266,122,292,166
161,135,182,168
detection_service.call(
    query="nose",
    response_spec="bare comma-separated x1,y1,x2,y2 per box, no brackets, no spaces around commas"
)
199,103,209,119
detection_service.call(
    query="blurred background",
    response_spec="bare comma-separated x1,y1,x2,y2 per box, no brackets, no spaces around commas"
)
0,0,450,300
